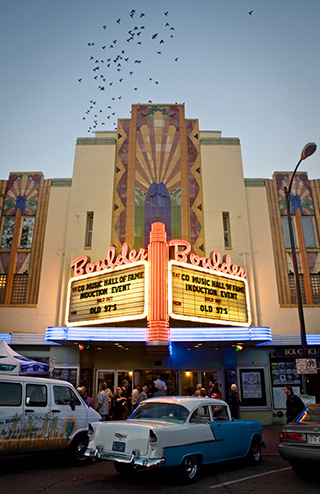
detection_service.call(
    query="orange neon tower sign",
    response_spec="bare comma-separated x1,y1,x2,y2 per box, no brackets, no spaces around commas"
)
147,222,170,345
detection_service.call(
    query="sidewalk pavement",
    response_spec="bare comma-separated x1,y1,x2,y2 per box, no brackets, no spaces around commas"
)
262,424,283,455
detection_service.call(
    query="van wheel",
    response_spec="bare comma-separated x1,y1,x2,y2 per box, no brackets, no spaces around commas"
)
247,437,261,465
68,434,90,465
179,455,200,483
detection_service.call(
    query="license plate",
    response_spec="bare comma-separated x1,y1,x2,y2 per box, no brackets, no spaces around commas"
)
112,441,126,452
307,434,320,444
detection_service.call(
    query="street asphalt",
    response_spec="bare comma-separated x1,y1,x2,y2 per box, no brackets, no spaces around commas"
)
262,424,283,455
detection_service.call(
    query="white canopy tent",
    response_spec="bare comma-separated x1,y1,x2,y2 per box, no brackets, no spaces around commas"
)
0,339,50,376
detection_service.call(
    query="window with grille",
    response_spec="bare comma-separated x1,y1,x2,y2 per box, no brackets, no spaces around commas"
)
0,214,36,304
0,275,6,304
310,274,320,304
288,274,306,305
11,274,28,304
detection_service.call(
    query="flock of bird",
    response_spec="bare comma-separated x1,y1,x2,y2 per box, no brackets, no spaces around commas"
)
78,8,254,133
78,8,179,133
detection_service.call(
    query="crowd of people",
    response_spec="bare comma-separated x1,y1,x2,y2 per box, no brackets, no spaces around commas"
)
77,378,307,425
77,375,240,420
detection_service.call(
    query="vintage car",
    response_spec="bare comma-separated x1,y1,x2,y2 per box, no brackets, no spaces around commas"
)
85,396,264,482
279,404,320,476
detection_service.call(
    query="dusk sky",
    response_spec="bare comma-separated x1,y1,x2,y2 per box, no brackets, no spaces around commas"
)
1,0,319,180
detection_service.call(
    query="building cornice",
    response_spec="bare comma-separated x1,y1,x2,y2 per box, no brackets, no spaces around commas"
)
76,137,116,146
51,178,72,187
244,178,266,187
200,137,240,146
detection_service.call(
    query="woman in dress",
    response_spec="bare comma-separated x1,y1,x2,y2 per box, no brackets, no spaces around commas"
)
112,387,128,420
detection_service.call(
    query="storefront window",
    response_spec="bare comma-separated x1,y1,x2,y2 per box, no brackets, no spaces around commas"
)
52,366,78,388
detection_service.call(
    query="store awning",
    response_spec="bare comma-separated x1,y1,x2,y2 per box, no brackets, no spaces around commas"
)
0,340,50,375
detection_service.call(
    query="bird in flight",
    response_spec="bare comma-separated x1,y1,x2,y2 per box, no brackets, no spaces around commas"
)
164,11,169,16
248,10,253,15
116,18,121,23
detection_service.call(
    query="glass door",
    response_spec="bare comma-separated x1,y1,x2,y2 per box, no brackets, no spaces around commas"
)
95,370,115,400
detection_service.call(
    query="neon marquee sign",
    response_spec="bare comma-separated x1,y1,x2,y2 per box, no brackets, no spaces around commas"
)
67,224,249,336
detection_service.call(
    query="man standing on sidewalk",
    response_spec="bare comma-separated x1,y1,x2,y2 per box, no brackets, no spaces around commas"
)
284,385,305,423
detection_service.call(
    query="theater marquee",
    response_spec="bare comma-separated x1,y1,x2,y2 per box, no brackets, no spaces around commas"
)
66,261,148,327
168,261,251,327
66,224,251,336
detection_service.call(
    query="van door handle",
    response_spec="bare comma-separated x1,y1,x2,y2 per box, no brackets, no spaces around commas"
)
52,409,61,413
25,409,34,413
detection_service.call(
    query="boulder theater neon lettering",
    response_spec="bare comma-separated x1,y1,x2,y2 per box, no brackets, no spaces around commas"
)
71,240,246,279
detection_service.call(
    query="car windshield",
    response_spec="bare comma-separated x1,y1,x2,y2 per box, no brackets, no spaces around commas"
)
296,405,320,423
129,402,189,423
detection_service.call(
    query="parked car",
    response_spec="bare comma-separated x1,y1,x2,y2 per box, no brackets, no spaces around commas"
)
0,375,100,464
85,396,264,482
279,404,320,476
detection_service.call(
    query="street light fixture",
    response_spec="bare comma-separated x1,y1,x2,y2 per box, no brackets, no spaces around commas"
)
284,142,317,394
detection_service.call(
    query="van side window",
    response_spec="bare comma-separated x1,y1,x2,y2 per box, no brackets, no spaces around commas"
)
53,386,81,406
26,384,47,407
0,382,22,406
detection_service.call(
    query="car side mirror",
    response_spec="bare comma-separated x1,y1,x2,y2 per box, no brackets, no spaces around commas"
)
70,399,76,411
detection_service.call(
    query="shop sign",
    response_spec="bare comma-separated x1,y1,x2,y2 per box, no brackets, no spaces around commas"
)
168,261,251,327
277,347,320,357
66,261,148,327
296,358,318,375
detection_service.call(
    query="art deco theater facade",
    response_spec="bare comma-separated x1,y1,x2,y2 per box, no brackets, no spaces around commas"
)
1,104,320,423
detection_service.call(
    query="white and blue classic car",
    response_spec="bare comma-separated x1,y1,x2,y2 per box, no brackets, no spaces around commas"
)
85,396,264,482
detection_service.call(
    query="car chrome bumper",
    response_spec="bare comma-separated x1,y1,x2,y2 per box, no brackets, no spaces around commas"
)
279,443,320,464
85,446,165,468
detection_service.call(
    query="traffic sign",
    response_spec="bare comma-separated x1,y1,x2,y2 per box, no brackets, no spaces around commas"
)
296,358,318,374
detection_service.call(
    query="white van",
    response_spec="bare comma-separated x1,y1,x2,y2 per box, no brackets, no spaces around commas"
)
0,374,100,464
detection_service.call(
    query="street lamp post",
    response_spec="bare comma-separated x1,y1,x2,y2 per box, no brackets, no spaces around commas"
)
284,142,317,395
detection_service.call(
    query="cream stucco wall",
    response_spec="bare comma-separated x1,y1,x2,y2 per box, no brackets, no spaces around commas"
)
201,133,258,326
58,134,116,326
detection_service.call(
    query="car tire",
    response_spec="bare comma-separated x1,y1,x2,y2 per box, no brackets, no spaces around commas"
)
114,462,137,475
247,437,261,465
179,455,201,483
67,434,90,465
290,462,308,477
